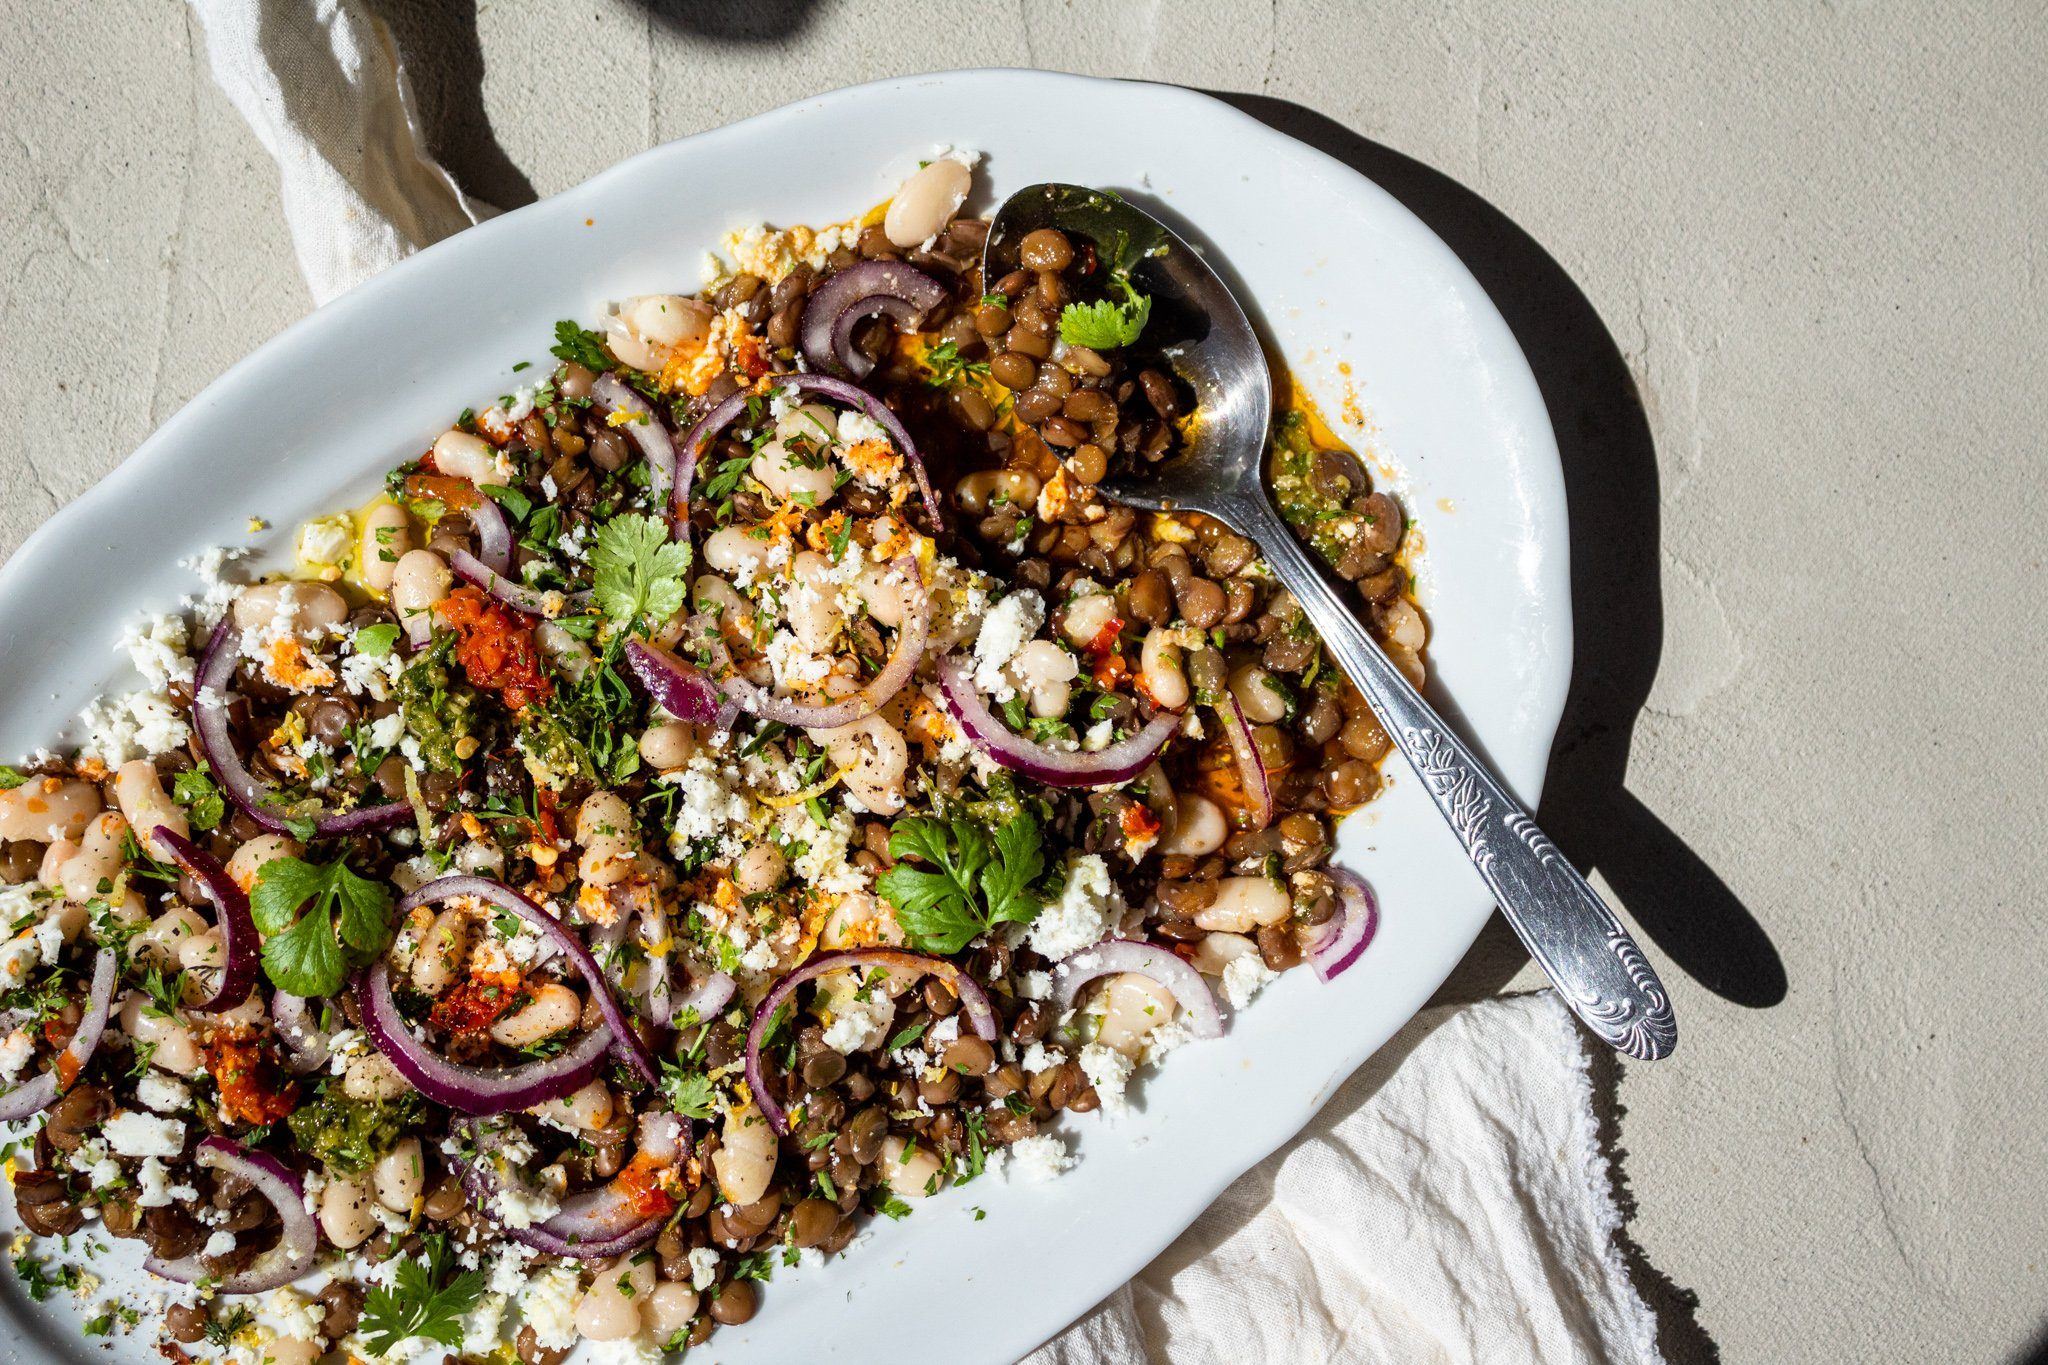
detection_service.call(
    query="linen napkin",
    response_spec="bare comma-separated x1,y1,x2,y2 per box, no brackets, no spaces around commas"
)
186,5,1665,1360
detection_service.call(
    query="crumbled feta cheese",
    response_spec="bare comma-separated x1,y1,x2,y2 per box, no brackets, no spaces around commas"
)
0,934,39,989
836,410,889,449
489,1242,537,1296
367,712,406,751
0,1028,31,1082
785,807,868,897
518,1265,584,1351
179,545,248,625
136,1072,192,1114
971,591,1045,700
1007,1134,1074,1182
1016,969,1052,1001
296,517,353,569
822,993,894,1054
1221,953,1279,1010
120,614,194,689
104,1112,185,1158
203,1230,238,1258
76,689,189,764
340,648,404,701
687,1247,720,1291
136,1157,178,1208
1028,854,1120,961
460,1292,508,1354
666,756,750,853
1020,1041,1065,1075
1079,1043,1136,1115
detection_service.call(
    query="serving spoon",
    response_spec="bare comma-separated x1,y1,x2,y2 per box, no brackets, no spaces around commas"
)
984,184,1677,1061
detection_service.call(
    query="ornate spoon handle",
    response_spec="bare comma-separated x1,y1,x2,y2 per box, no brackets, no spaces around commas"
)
1224,494,1677,1060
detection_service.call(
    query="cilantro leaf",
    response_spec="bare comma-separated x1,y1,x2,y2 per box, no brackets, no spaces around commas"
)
353,623,401,658
660,1062,717,1120
251,855,396,998
171,768,225,832
480,483,533,523
549,319,613,374
0,766,27,791
1058,274,1152,350
359,1234,486,1355
591,513,694,634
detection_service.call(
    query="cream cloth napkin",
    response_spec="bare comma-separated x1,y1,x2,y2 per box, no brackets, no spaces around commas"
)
187,5,1664,1360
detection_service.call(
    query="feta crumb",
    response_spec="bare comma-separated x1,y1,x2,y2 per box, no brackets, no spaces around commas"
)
136,1072,192,1114
1079,1043,1136,1115
821,993,894,1054
971,591,1046,700
517,1265,584,1351
1007,1134,1074,1182
1221,953,1279,1010
203,1230,237,1258
103,1111,185,1158
687,1247,720,1291
1027,853,1120,961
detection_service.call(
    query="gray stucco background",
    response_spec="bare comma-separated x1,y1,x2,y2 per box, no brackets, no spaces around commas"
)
2,3,2041,1361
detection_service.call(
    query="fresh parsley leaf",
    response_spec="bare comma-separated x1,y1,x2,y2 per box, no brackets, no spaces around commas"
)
886,1021,928,1053
876,811,1048,955
480,483,533,522
353,623,401,658
591,512,694,634
550,319,613,373
251,855,396,998
660,1062,717,1120
0,766,27,791
921,339,990,390
1058,274,1152,350
359,1234,486,1355
171,768,225,832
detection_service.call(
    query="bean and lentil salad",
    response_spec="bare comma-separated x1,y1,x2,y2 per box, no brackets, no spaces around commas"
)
0,151,1422,1363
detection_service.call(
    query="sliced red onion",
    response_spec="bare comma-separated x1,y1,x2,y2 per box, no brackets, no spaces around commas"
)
707,555,926,731
1309,868,1379,983
271,992,333,1075
0,949,115,1122
144,1137,317,1292
398,876,658,1085
1216,688,1275,831
1050,939,1223,1041
776,374,942,528
460,1111,684,1259
592,373,678,523
471,495,514,578
746,949,997,1135
935,656,1179,788
676,969,735,1024
623,640,726,726
642,905,673,1028
448,548,589,620
798,260,947,380
148,828,257,1013
357,961,614,1114
672,387,752,537
193,625,408,838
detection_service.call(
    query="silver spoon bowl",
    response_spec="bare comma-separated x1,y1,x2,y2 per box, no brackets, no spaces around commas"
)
986,183,1677,1061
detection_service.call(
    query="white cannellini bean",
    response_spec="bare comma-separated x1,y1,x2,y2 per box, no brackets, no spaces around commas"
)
431,429,503,485
408,904,473,994
1190,931,1263,977
231,581,348,639
880,1134,945,1200
1158,793,1227,857
536,621,595,683
1193,875,1293,933
319,1175,377,1250
210,992,269,1031
752,403,841,505
37,840,76,890
113,760,186,848
261,1340,322,1365
0,777,101,844
1229,663,1288,725
1007,639,1079,719
226,833,303,894
530,1077,613,1133
60,812,129,904
855,561,915,628
629,294,713,348
642,1281,701,1340
132,907,206,968
1095,972,1179,1058
456,840,507,877
1139,627,1191,710
731,843,787,896
489,983,581,1047
693,575,758,648
177,928,223,972
120,993,202,1075
577,1251,658,1341
785,551,843,650
343,1051,410,1102
819,716,908,815
374,1137,425,1213
637,722,697,772
391,549,453,642
1061,591,1119,648
703,525,772,578
575,790,637,887
1380,598,1426,652
818,891,906,950
713,1105,779,1205
884,157,972,248
953,468,1041,516
358,501,415,592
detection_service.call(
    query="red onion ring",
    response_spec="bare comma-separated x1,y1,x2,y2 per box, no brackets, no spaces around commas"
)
0,948,115,1122
193,624,409,838
148,827,258,1013
709,556,928,732
1309,868,1379,982
673,375,943,531
460,1111,684,1259
1050,939,1224,1041
470,495,514,578
592,373,678,523
271,991,333,1075
745,949,997,1135
448,548,590,619
357,961,615,1114
676,969,736,1024
143,1137,317,1292
623,640,726,726
398,875,658,1085
798,260,947,380
1216,688,1275,831
934,656,1180,788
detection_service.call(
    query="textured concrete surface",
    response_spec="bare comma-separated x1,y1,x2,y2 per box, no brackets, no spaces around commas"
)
2,2,2042,1361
